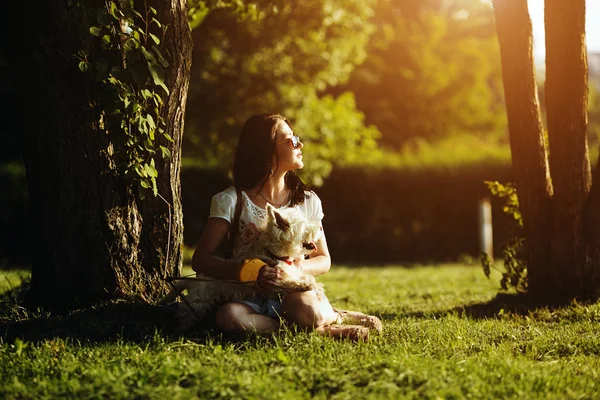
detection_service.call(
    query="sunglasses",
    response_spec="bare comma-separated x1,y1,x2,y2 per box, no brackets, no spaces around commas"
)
276,135,302,149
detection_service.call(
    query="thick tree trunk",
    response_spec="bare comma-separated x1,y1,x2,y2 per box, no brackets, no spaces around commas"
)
8,0,192,308
544,0,592,297
495,0,600,300
492,0,553,295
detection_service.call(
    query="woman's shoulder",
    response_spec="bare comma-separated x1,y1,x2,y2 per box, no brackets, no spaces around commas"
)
212,186,238,204
298,190,324,221
221,186,238,198
303,190,322,204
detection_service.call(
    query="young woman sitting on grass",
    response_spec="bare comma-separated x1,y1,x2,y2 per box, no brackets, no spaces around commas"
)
191,113,382,341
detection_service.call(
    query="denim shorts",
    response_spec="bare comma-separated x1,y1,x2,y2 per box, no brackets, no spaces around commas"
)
238,297,284,320
238,290,326,320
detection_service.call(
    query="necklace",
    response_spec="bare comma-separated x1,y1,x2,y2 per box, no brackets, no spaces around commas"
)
257,191,288,207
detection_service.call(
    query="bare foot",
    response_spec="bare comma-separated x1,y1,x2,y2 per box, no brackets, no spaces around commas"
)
333,309,383,332
316,324,370,342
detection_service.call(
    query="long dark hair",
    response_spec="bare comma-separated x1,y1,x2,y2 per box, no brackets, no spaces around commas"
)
232,114,308,206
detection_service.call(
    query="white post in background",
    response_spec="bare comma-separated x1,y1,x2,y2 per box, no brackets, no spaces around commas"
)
479,197,493,260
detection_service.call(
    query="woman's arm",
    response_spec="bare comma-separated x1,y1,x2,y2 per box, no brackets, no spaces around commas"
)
193,217,283,288
191,217,243,280
297,228,331,276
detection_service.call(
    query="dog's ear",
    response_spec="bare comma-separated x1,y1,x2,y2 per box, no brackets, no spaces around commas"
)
266,204,290,231
274,211,290,231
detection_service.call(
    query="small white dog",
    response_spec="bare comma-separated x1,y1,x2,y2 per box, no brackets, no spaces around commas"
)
163,203,324,330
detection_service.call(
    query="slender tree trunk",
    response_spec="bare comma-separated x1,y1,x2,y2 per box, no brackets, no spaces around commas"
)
492,0,553,295
544,0,591,297
8,0,192,308
583,149,600,296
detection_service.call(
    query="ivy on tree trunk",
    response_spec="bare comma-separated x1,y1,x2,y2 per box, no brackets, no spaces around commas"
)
8,0,192,308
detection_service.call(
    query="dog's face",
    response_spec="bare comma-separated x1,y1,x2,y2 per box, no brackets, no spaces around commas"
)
259,204,322,262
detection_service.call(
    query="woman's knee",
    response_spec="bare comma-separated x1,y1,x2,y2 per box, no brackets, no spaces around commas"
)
283,292,328,328
215,303,251,333
215,302,280,334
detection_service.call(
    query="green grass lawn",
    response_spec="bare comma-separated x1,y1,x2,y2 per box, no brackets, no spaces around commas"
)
1,264,600,399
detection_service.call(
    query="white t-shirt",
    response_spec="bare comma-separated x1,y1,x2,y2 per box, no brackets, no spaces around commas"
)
209,186,324,261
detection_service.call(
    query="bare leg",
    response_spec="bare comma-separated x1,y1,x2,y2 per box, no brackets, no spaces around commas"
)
282,291,338,328
283,291,370,342
333,308,383,332
315,324,369,342
215,302,280,335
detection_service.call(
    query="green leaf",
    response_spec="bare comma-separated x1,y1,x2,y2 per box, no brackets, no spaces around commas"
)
135,164,148,178
131,9,144,20
145,162,158,178
138,117,148,134
109,1,119,18
151,18,162,28
159,146,171,159
123,37,140,51
149,7,157,15
163,133,174,142
152,177,158,197
140,180,150,188
149,33,160,45
78,61,88,72
101,34,112,48
97,8,114,26
140,46,156,62
89,26,103,36
146,114,156,130
158,82,169,95
144,139,155,151
151,45,169,68
147,62,168,92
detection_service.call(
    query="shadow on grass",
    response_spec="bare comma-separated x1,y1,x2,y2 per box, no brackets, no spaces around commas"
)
381,292,585,321
0,300,223,345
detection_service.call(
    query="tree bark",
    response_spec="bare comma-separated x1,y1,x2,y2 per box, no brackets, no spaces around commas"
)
544,0,591,296
492,0,553,295
495,0,600,300
8,0,192,308
583,149,600,296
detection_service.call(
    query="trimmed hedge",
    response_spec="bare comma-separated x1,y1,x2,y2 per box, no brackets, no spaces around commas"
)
1,163,516,266
0,165,30,267
182,164,516,264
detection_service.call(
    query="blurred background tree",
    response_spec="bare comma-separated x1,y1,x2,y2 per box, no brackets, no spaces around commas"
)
184,0,380,184
331,0,507,151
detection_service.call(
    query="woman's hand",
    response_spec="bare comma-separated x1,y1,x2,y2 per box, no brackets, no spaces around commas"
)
257,260,285,290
